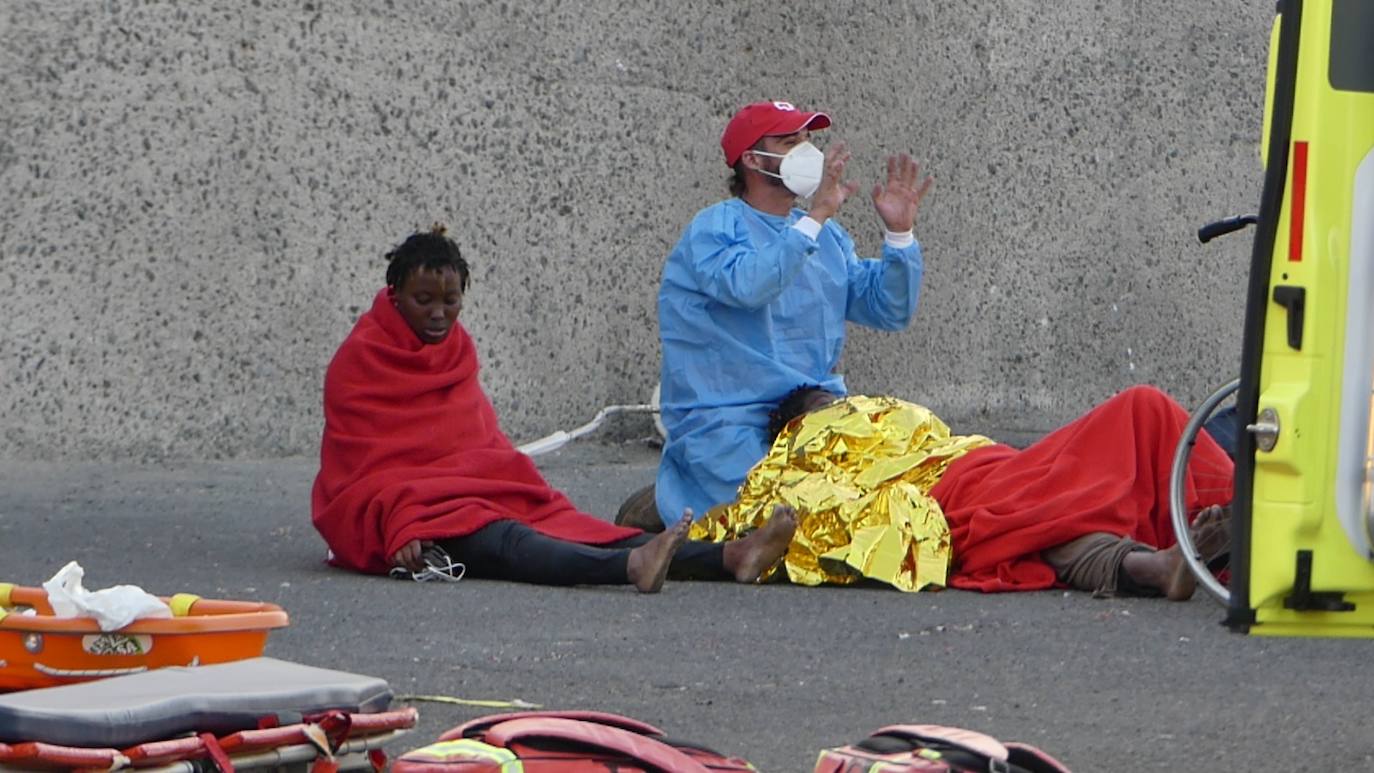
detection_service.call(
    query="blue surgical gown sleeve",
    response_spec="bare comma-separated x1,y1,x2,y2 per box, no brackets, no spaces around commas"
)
682,206,819,310
830,221,924,331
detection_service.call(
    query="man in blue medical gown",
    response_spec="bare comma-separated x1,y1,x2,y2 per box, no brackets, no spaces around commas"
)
645,100,936,529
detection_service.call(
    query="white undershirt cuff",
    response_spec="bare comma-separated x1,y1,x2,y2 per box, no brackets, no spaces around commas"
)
792,216,823,241
884,229,916,249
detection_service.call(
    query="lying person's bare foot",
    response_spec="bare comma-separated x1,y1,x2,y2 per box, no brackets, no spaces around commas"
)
1122,545,1195,601
1161,542,1197,601
1120,505,1232,601
722,504,798,583
1190,504,1232,568
626,513,691,593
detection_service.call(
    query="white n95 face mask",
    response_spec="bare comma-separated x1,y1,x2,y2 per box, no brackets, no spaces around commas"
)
750,142,825,198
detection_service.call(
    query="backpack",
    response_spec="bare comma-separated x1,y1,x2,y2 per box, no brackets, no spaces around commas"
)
393,710,756,771
814,724,1071,773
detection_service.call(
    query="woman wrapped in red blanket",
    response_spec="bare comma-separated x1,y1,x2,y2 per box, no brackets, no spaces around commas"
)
311,226,795,592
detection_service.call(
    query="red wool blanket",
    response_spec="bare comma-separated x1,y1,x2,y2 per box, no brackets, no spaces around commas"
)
931,385,1235,592
311,289,638,574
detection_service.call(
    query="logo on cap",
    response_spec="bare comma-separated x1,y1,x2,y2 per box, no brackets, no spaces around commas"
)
772,101,797,112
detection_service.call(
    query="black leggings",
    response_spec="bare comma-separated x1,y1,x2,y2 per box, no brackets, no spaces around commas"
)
439,520,728,586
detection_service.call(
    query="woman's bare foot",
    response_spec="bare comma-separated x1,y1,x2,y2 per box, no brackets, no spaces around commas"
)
626,513,691,593
722,504,798,583
1122,546,1195,601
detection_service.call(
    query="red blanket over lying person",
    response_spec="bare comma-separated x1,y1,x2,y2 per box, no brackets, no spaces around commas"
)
930,385,1235,592
311,289,639,574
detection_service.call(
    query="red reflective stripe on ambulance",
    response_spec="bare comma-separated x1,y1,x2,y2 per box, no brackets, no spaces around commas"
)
1290,140,1309,261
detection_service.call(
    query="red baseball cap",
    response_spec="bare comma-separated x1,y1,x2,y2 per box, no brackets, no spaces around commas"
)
720,101,832,166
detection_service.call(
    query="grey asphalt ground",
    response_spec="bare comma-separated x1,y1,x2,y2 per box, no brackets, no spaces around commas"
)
2,442,1371,771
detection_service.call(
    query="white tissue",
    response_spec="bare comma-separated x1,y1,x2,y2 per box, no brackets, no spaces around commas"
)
41,561,173,632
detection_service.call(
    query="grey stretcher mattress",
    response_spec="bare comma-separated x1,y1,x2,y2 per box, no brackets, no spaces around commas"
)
0,657,392,748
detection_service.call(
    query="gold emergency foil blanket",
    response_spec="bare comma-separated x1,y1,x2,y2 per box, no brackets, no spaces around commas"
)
689,396,992,591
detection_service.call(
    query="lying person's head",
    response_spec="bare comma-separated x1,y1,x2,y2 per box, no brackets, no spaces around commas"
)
767,385,842,441
385,224,471,345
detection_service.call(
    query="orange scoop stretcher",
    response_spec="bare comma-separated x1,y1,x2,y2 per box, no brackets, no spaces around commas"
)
0,582,288,692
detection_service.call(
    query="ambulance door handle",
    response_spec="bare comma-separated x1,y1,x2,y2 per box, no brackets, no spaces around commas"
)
1272,285,1306,350
1247,408,1281,452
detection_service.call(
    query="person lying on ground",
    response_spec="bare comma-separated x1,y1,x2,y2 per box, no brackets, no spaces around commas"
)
309,225,795,592
690,385,1233,599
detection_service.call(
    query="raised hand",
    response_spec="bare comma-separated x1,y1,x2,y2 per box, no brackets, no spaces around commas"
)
870,153,934,233
808,141,861,223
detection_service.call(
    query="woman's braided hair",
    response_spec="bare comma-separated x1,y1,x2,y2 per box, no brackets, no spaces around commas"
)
384,223,471,291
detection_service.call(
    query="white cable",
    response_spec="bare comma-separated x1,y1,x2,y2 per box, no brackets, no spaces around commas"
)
389,545,466,583
518,404,658,456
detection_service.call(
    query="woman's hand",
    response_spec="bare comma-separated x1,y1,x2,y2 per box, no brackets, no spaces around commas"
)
391,539,434,572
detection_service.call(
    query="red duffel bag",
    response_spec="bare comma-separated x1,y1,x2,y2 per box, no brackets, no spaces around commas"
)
393,710,757,771
814,724,1071,773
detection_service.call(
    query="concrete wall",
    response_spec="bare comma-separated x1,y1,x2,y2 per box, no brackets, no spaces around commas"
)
0,0,1272,461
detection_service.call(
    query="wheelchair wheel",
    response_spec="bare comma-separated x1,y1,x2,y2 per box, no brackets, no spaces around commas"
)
1169,379,1240,605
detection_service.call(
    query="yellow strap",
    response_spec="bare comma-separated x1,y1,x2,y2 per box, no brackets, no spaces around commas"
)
396,694,541,709
0,608,8,624
169,593,201,617
0,583,14,609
